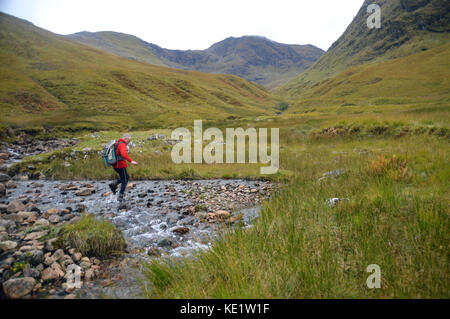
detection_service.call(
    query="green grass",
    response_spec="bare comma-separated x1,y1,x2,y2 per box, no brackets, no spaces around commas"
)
58,214,126,259
142,132,449,298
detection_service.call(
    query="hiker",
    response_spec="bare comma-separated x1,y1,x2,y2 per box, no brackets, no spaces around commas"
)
108,134,138,202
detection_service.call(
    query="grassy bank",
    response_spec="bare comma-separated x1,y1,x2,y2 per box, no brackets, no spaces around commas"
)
143,133,449,298
7,128,282,181
8,110,449,182
5,107,449,298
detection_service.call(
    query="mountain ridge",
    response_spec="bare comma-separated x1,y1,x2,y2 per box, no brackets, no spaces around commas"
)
67,32,324,89
277,0,450,98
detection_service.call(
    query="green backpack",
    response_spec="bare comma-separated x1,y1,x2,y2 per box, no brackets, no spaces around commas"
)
102,140,125,166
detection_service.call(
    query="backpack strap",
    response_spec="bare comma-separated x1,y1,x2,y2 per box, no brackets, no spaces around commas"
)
114,141,125,161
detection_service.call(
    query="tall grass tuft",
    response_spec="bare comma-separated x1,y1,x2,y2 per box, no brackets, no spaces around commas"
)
59,214,126,259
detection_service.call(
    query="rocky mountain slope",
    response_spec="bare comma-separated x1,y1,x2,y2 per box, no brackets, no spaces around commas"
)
277,0,450,99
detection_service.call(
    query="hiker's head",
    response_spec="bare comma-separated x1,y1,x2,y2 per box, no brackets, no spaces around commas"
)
122,133,131,144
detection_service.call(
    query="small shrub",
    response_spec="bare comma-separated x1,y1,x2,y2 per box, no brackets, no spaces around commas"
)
59,214,126,259
176,168,200,180
369,154,411,182
275,102,289,112
11,262,27,273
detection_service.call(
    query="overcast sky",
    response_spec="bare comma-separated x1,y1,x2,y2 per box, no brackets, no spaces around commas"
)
0,0,364,51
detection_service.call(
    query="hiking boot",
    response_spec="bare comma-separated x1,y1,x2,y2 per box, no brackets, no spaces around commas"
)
109,183,117,195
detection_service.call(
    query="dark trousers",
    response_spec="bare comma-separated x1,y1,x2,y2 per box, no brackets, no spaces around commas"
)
113,167,129,195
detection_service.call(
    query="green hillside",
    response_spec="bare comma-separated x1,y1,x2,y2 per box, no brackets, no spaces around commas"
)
68,32,324,89
67,31,166,67
285,42,450,110
0,12,277,137
277,0,450,98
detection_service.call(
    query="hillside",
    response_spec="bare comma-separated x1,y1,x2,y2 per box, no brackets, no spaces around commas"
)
66,31,166,67
277,0,450,99
286,42,450,109
0,12,278,136
67,33,324,89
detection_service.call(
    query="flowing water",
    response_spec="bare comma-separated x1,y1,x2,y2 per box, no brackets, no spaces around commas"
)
6,179,269,298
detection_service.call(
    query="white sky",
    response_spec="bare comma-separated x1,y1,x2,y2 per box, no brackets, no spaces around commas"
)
0,0,364,51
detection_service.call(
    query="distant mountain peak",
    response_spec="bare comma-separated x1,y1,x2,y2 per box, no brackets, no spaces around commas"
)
67,32,324,88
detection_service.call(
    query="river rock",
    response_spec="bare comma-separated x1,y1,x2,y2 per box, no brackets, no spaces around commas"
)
43,208,59,219
34,219,50,227
229,215,243,223
60,255,74,269
0,204,7,213
7,200,25,214
84,268,95,281
16,211,37,223
24,230,48,241
0,173,10,182
2,277,35,299
195,212,208,221
147,247,161,256
60,208,71,215
72,252,82,262
44,255,55,266
23,264,41,279
24,249,44,266
172,226,190,235
75,188,94,196
41,262,64,281
157,238,173,247
52,249,65,261
326,198,349,207
214,210,231,220
12,174,27,181
0,183,5,196
48,215,60,224
319,169,345,181
0,218,16,231
126,182,136,190
79,261,91,270
0,240,18,251
5,180,17,189
0,153,9,160
0,256,14,267
45,238,58,251
0,232,8,241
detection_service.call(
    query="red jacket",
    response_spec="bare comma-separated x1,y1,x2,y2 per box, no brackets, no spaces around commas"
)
113,138,133,168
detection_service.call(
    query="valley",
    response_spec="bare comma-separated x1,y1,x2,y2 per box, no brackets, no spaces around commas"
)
0,0,449,299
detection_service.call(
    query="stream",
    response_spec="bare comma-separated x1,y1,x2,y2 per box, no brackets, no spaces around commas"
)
0,140,273,298
4,179,271,298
